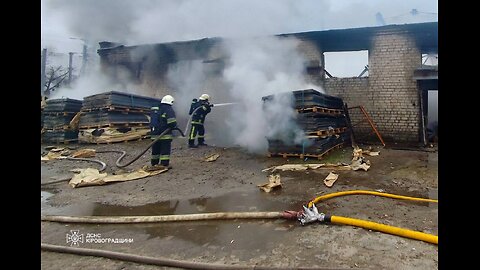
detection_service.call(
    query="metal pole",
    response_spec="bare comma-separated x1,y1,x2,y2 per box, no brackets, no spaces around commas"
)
41,48,47,95
68,52,74,86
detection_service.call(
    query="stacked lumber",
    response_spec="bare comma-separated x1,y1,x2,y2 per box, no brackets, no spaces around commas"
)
41,98,83,144
263,89,351,159
78,91,161,144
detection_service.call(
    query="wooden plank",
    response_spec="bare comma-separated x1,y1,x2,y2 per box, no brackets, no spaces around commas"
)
81,106,149,113
78,122,149,129
296,106,344,115
268,142,345,160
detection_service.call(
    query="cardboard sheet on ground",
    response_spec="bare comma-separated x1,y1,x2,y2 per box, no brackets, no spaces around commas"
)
324,172,339,187
205,153,220,162
262,145,378,173
262,163,351,173
69,167,167,188
258,174,282,193
41,151,69,161
41,148,96,161
263,162,370,172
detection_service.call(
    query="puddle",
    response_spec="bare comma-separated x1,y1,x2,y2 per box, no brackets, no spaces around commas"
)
41,190,305,216
41,190,307,251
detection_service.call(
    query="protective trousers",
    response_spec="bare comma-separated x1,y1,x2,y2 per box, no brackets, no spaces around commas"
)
188,123,205,146
151,139,172,166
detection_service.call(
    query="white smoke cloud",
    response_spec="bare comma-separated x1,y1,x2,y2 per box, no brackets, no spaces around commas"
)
166,60,209,130
220,36,321,153
42,0,437,99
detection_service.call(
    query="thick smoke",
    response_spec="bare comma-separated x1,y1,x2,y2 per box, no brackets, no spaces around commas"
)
220,36,320,153
165,60,209,131
43,0,437,46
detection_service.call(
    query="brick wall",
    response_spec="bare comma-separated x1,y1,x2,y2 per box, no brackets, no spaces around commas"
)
321,32,422,143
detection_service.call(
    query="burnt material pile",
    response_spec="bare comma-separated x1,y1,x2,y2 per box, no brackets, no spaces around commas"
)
78,91,161,144
41,98,83,144
263,89,351,159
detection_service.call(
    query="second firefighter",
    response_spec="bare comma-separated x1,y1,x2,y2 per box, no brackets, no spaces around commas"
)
188,94,213,148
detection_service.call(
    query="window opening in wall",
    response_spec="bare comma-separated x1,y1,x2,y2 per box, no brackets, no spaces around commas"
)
324,50,369,78
422,53,438,66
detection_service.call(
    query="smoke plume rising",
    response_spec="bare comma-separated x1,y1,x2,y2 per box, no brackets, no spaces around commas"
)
217,36,321,153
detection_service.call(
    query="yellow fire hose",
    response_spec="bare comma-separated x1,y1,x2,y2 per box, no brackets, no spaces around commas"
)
307,190,438,208
327,215,437,244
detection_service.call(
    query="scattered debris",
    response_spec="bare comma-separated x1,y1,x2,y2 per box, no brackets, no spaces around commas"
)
258,174,282,193
350,157,371,171
205,153,220,162
323,172,339,187
41,148,96,160
262,163,351,173
69,149,96,158
363,150,380,156
68,166,167,188
350,146,372,171
41,150,70,161
263,146,377,173
78,127,150,144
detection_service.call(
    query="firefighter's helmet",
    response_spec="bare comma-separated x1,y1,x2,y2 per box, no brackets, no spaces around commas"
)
199,94,210,101
161,95,175,105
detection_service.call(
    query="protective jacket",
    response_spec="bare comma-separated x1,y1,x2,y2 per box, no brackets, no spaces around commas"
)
190,100,211,125
150,104,177,139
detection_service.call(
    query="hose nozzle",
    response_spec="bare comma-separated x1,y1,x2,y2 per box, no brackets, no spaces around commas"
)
298,204,325,225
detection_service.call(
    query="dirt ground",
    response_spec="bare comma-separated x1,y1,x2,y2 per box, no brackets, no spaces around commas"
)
41,138,438,269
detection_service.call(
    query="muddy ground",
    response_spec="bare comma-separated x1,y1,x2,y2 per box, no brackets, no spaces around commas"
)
41,138,438,269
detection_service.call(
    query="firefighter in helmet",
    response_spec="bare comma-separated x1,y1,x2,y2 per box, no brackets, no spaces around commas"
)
149,94,177,169
188,93,213,148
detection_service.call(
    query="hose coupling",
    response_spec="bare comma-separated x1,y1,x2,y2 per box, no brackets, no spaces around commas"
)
298,204,325,225
281,210,301,220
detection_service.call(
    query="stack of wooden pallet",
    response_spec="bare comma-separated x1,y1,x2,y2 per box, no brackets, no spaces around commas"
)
263,89,351,159
78,91,161,144
41,98,83,144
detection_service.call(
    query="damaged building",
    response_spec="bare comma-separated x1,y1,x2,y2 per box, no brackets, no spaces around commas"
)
97,22,438,145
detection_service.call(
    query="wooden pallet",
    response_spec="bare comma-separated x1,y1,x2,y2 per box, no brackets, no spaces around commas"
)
81,106,150,113
78,122,149,129
41,139,78,145
42,111,79,116
84,135,151,145
42,125,75,131
305,127,347,136
297,106,344,115
267,143,345,160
